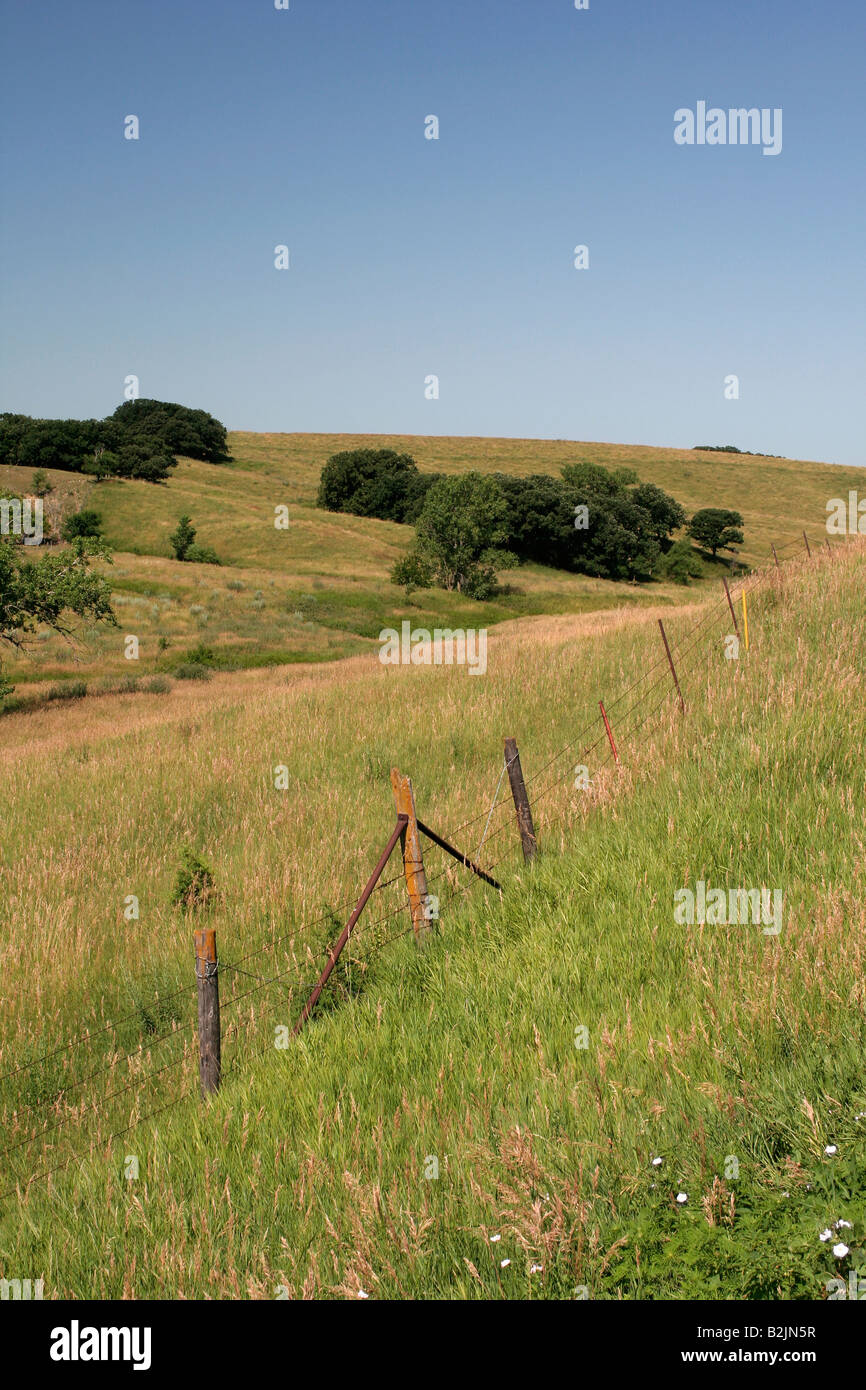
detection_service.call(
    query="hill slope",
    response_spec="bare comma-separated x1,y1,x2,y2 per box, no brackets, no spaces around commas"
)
1,433,860,693
1,541,863,1298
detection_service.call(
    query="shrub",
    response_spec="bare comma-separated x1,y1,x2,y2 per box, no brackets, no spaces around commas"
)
170,847,215,910
185,543,221,565
658,537,704,585
185,643,217,666
174,662,212,681
391,551,434,596
143,675,172,694
61,508,103,542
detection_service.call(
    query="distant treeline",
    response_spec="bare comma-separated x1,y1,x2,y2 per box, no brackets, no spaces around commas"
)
318,448,710,586
694,444,785,458
0,400,230,483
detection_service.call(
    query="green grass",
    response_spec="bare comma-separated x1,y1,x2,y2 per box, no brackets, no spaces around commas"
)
3,429,860,691
0,543,863,1298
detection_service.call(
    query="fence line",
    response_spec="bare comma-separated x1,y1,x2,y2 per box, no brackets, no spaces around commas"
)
1,528,856,1201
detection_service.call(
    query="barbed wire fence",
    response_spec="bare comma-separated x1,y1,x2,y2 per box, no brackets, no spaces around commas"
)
0,528,856,1203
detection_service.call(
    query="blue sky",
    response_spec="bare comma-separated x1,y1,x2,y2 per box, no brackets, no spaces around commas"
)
1,0,863,465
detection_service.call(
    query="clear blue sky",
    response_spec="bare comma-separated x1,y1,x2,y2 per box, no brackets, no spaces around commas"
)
1,0,863,465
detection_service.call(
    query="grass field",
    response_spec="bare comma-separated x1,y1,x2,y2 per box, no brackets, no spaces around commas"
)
1,534,863,1299
1,431,861,697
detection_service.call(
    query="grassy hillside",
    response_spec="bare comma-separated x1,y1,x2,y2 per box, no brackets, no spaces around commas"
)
1,541,863,1298
1,433,860,694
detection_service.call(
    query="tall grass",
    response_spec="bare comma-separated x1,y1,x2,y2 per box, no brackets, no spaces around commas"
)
0,544,863,1298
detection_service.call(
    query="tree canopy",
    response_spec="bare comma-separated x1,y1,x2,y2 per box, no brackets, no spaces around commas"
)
0,399,230,484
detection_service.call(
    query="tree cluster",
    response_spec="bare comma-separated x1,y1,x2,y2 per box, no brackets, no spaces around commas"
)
0,399,230,484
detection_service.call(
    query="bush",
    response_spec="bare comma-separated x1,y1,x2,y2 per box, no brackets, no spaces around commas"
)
185,543,221,565
61,508,103,542
391,551,434,596
184,643,218,666
143,675,172,694
170,847,215,910
174,662,212,681
658,537,703,584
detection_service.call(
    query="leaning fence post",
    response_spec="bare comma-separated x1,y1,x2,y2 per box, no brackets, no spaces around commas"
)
504,737,537,863
803,531,812,559
390,768,432,942
194,928,221,1097
657,619,685,713
599,701,619,765
771,544,780,568
722,577,740,636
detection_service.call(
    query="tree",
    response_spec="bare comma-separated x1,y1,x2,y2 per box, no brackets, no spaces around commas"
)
109,399,230,463
169,516,196,560
630,483,687,546
31,470,52,497
0,536,115,697
411,473,515,596
317,448,422,523
61,509,103,541
688,508,744,557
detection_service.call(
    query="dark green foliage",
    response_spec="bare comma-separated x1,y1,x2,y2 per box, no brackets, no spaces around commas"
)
688,508,745,557
493,473,577,569
658,536,704,584
169,515,196,560
31,470,51,497
385,461,692,594
61,508,103,542
108,399,230,463
171,847,215,910
0,399,229,484
317,448,438,524
630,483,687,545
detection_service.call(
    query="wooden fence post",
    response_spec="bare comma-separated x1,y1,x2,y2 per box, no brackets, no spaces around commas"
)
657,619,685,713
803,531,812,559
722,577,739,636
194,928,221,1096
599,700,619,764
390,769,432,942
772,544,780,568
504,737,537,863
